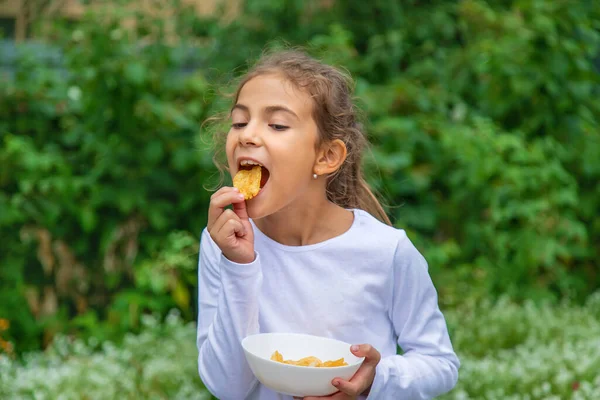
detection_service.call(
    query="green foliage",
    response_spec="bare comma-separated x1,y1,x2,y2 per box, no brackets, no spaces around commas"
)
0,0,599,355
349,0,600,304
0,2,213,353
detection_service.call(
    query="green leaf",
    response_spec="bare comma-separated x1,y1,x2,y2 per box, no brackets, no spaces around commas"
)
124,62,147,86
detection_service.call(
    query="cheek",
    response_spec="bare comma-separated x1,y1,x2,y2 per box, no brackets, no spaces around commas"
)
271,154,310,184
269,160,312,198
276,136,316,167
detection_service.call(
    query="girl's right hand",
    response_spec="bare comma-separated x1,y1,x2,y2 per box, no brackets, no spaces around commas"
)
207,187,255,264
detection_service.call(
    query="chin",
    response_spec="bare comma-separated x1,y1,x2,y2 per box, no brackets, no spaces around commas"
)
246,182,274,219
246,200,269,220
247,197,286,220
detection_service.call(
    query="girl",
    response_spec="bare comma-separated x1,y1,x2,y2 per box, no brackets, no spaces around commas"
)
196,50,459,400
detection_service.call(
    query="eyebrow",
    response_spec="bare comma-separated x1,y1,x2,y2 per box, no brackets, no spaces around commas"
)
231,103,299,120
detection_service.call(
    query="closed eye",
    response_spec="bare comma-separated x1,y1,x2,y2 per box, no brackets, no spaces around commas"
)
269,124,289,131
232,123,247,129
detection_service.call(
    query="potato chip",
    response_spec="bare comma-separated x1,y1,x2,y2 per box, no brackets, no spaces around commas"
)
270,351,348,367
292,356,322,367
270,350,284,363
233,166,262,200
320,358,348,367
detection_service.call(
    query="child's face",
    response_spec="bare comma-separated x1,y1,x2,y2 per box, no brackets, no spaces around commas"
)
226,73,320,218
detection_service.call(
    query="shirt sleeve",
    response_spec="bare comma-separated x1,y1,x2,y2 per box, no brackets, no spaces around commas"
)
196,228,262,400
368,232,460,399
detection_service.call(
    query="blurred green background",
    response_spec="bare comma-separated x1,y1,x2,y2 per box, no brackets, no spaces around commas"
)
1,0,599,398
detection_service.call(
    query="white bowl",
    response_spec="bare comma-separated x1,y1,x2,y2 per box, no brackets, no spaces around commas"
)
241,332,365,397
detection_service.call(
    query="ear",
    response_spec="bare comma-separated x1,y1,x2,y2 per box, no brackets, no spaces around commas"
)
314,139,347,177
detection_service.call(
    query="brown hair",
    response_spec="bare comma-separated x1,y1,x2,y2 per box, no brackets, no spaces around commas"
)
209,49,391,225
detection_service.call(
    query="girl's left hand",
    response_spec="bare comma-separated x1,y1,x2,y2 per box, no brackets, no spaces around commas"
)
297,344,381,400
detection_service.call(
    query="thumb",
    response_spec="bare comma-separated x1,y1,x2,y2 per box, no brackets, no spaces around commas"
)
232,198,249,220
351,344,380,365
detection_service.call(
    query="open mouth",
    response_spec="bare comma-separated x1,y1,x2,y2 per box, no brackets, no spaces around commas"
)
238,160,270,191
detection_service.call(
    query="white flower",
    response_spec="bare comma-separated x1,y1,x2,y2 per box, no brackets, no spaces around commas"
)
67,86,82,102
71,30,84,42
110,29,122,40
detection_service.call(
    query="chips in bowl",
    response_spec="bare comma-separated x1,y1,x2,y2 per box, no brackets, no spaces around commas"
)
270,350,348,367
242,333,364,397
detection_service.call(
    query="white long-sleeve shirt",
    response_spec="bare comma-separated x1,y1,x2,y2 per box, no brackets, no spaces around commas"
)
197,209,459,400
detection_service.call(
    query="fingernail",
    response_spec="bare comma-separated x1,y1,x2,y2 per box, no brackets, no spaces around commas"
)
351,345,359,352
238,194,245,200
233,187,239,192
333,380,340,387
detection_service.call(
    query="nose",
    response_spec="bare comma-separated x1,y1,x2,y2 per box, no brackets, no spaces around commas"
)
238,122,260,147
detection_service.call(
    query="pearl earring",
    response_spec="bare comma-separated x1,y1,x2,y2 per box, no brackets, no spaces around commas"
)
313,173,318,179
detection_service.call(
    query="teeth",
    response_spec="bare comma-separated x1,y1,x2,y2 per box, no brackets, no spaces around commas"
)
240,160,263,167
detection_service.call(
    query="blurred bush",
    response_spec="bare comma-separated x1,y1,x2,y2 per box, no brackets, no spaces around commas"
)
0,0,599,354
0,1,215,353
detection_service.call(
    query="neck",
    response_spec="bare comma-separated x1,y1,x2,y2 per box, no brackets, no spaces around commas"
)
254,196,353,246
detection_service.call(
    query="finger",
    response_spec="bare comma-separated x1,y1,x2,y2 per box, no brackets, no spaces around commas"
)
210,209,243,238
209,187,243,209
331,378,361,398
232,196,250,220
217,216,245,241
343,361,373,385
209,186,239,200
351,344,381,365
339,361,379,396
208,188,245,227
324,344,381,397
